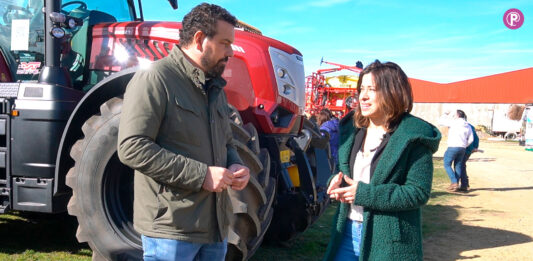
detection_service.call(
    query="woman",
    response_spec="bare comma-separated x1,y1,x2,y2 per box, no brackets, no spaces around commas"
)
324,60,441,260
319,108,340,164
317,108,332,127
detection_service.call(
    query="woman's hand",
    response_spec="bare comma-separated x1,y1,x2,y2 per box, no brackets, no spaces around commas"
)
327,172,344,201
329,175,358,204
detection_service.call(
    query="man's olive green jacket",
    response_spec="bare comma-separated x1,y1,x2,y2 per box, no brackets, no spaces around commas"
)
118,46,242,243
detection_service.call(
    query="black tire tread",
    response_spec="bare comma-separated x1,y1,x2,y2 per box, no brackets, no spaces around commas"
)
66,97,124,260
226,107,276,261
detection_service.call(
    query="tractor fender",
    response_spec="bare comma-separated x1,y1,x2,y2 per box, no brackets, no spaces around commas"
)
54,67,138,195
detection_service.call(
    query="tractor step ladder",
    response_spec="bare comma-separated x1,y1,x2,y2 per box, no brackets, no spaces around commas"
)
0,96,13,214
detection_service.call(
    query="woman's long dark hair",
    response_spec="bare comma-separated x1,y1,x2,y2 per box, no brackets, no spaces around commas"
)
354,60,413,131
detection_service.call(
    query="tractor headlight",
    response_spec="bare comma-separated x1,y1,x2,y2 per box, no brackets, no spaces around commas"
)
269,47,305,111
277,68,287,78
68,18,77,29
50,27,65,38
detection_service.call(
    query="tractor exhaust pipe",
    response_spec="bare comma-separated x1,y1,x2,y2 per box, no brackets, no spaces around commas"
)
38,0,72,88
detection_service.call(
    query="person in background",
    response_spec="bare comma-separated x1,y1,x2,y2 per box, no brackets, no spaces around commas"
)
459,114,479,192
317,108,332,127
344,95,358,116
319,108,340,164
117,3,250,260
439,109,473,192
324,60,441,260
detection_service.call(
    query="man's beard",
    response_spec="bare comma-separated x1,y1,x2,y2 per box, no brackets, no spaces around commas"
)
201,47,229,78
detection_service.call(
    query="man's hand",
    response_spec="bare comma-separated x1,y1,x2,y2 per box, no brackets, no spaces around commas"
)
228,164,250,191
203,166,234,193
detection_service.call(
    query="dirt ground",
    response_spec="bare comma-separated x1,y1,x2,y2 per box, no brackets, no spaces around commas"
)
424,140,533,260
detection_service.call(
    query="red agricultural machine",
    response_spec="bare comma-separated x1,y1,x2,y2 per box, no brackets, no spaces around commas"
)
305,59,362,117
0,0,333,260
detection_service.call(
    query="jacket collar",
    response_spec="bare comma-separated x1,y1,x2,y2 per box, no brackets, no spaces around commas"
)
337,110,356,175
338,113,441,184
168,45,227,92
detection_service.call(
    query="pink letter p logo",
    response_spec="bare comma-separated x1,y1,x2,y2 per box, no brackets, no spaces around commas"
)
504,9,524,29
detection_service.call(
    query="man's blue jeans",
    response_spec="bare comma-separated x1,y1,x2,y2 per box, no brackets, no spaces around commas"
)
443,147,466,184
460,152,472,188
141,235,227,261
334,219,363,261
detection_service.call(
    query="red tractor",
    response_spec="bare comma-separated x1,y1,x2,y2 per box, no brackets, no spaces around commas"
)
305,59,362,117
0,0,332,260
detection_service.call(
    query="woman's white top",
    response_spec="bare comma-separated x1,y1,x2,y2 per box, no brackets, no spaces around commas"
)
348,128,386,221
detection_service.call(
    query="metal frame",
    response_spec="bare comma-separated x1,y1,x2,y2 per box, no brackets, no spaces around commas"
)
305,59,362,116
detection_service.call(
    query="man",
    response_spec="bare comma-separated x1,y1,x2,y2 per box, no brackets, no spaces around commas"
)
458,117,479,192
439,110,473,192
117,3,250,260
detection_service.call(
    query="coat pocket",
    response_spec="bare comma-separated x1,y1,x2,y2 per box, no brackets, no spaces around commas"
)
153,184,169,225
390,213,402,242
376,212,402,242
153,184,211,234
167,95,205,147
174,96,201,116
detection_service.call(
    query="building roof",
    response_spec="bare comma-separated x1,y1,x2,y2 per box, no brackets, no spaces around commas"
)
410,67,533,104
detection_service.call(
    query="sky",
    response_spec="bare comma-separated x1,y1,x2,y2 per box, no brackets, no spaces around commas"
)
143,0,533,83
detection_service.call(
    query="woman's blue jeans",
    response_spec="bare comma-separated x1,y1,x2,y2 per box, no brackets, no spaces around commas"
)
443,147,466,184
334,219,363,261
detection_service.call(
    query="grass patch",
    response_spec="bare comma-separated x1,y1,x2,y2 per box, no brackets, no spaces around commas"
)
428,158,454,201
422,159,458,237
0,212,91,261
252,203,337,261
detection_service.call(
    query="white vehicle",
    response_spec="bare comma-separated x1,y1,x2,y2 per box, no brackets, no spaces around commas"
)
491,105,524,140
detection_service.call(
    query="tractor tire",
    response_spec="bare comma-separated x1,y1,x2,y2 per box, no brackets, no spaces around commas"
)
66,98,275,261
66,97,141,260
226,106,276,261
504,132,517,140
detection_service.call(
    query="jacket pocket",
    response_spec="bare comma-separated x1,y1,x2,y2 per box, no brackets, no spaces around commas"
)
167,95,204,147
376,212,402,242
175,96,201,116
153,184,169,224
153,184,211,235
391,213,402,242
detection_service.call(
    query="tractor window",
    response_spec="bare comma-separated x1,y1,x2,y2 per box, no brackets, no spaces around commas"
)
0,0,45,81
62,0,133,22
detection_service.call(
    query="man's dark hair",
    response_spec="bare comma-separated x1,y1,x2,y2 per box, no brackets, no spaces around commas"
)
179,3,237,47
457,110,467,120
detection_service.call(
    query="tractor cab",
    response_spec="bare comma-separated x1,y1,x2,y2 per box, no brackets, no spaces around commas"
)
0,0,144,88
0,0,45,82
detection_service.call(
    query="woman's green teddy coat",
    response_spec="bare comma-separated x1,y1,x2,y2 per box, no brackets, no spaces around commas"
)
323,112,441,261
